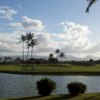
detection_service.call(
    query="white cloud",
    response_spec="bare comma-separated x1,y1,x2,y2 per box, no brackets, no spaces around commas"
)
0,6,17,20
84,43,100,53
9,22,22,27
9,16,45,31
0,31,22,55
0,42,10,52
22,16,44,31
34,32,58,56
59,21,92,53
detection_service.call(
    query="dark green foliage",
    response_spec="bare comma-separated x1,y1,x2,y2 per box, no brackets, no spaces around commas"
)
48,58,58,63
67,82,87,96
48,53,58,63
70,61,95,66
36,78,56,96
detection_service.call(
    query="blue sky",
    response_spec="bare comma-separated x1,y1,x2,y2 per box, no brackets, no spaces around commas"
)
0,0,100,58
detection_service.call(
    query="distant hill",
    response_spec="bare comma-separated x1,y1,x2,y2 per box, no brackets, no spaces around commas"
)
0,55,99,61
66,55,100,61
83,55,100,61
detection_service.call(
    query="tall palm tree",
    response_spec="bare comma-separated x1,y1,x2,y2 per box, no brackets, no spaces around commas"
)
26,32,34,60
30,39,38,58
55,49,60,58
18,34,26,61
86,0,97,12
26,32,34,43
59,52,65,63
26,42,31,60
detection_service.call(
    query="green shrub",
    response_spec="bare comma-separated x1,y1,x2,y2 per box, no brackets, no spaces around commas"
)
67,82,87,96
36,78,56,96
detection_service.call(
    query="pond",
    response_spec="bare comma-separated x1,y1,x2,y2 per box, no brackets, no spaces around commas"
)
0,73,100,98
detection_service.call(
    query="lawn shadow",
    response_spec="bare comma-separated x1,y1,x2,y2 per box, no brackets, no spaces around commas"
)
6,96,42,100
47,94,72,100
83,94,100,100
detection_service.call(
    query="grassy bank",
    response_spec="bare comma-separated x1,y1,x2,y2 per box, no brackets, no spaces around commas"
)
0,64,100,75
1,93,100,100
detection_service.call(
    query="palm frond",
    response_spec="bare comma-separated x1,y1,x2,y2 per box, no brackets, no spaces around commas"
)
86,0,97,13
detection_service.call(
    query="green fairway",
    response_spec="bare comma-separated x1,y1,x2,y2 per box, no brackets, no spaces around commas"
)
1,93,100,100
0,64,100,75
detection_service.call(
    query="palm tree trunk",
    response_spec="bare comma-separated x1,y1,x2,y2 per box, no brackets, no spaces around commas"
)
26,47,29,61
61,57,62,63
23,42,24,61
31,46,33,58
22,42,25,68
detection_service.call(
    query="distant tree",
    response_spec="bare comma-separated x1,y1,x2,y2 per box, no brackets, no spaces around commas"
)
49,53,54,59
8,56,12,62
15,57,22,63
4,57,8,62
18,32,38,63
48,53,58,63
55,49,60,58
8,56,12,60
59,52,65,63
18,34,26,61
30,39,38,58
89,58,94,62
86,0,97,13
26,42,31,60
4,56,12,63
26,32,35,60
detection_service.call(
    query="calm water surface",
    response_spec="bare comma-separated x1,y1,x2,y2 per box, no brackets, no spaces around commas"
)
0,73,100,98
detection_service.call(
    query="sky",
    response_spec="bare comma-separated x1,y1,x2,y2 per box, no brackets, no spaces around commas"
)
0,0,100,58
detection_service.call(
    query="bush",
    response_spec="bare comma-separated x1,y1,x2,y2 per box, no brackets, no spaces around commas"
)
67,82,87,96
36,78,56,96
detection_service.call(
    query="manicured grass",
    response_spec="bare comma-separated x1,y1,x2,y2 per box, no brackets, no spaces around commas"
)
1,93,100,100
0,64,100,75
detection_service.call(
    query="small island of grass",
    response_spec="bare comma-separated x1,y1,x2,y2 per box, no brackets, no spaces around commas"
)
1,63,100,76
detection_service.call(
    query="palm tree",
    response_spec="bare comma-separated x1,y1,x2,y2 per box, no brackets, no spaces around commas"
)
15,57,21,63
86,0,97,12
4,56,8,62
49,53,54,59
26,32,34,43
26,42,31,60
18,34,26,61
55,49,60,58
8,56,12,62
59,52,65,63
30,39,38,58
26,32,34,60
